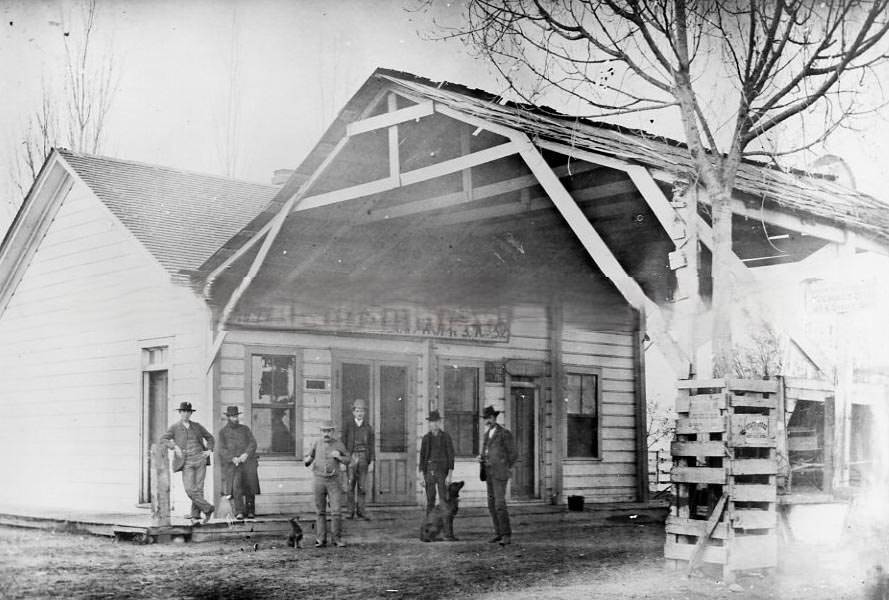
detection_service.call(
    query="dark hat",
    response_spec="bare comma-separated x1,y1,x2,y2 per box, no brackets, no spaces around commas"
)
176,402,195,413
481,405,500,419
224,406,242,417
426,410,442,422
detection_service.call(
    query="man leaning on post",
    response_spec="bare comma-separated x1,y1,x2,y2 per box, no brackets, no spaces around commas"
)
160,401,216,525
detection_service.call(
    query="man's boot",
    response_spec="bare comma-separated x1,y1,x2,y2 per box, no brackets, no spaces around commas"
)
245,497,256,519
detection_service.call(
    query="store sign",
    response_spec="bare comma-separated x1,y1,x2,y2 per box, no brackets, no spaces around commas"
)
805,278,878,314
232,303,511,342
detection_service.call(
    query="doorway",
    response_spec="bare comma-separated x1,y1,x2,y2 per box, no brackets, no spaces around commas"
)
510,384,537,499
140,369,168,504
334,354,416,505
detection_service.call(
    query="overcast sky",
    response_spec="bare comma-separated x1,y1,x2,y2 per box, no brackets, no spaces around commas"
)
1,0,887,233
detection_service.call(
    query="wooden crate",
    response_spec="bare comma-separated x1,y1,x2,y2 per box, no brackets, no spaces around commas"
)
666,379,779,581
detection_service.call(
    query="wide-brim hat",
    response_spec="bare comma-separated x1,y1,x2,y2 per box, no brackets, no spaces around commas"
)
319,420,335,431
426,410,442,422
176,402,195,413
224,406,242,417
481,405,499,419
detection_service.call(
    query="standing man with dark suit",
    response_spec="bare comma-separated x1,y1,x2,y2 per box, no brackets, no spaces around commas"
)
419,410,456,539
343,398,374,520
480,405,517,545
217,405,260,520
160,402,216,525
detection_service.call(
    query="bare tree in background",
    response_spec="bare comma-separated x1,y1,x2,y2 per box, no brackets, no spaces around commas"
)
437,0,889,375
10,0,116,202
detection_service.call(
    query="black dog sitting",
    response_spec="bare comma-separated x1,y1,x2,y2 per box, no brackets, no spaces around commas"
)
287,517,303,548
420,481,464,542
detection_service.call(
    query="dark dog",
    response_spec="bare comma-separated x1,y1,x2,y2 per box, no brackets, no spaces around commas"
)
420,481,464,542
287,517,303,548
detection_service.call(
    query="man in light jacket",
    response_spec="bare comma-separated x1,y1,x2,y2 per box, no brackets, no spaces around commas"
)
160,402,215,524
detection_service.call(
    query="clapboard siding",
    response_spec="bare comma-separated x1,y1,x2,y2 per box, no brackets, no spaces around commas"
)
0,181,210,514
214,302,640,512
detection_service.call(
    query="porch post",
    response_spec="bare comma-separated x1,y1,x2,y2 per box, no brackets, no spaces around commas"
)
549,301,565,504
633,309,650,502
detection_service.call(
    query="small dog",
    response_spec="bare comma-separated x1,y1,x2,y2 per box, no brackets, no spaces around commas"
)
420,481,464,542
287,517,303,548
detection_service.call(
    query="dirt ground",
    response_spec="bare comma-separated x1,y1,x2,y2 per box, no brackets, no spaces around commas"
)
0,515,886,600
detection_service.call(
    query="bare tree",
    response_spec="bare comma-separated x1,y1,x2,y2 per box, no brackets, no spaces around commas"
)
10,0,116,200
435,0,889,375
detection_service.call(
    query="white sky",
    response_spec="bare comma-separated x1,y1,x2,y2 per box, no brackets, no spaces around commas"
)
1,0,887,234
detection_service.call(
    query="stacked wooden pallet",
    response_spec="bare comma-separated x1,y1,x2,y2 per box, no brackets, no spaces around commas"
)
664,379,779,581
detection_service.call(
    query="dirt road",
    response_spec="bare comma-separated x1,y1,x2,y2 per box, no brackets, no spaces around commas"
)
0,517,882,599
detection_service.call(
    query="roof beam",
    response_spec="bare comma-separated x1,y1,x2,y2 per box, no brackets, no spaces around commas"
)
362,161,600,224
516,135,687,372
625,165,685,241
345,100,434,136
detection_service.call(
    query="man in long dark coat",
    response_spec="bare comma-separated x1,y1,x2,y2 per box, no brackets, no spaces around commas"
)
217,405,260,519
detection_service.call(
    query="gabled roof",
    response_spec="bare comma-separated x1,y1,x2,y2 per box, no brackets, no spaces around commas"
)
199,67,889,280
57,149,278,278
374,69,889,243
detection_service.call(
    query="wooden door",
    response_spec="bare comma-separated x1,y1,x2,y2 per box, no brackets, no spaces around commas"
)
141,370,168,504
374,363,414,504
511,386,536,499
335,357,415,505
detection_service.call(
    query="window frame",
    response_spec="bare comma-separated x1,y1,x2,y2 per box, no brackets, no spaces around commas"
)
438,358,483,458
243,345,303,460
562,366,603,461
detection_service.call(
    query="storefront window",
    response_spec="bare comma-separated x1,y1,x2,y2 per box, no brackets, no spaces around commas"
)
250,354,298,455
442,365,480,456
566,371,599,458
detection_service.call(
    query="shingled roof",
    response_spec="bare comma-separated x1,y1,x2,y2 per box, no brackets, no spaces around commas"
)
58,149,278,280
374,68,889,244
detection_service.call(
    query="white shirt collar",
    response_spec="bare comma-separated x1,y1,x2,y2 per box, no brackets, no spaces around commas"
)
354,418,364,427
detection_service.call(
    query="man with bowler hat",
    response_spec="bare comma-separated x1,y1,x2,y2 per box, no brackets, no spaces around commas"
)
217,406,260,520
160,402,216,524
343,398,374,520
480,405,517,545
304,421,350,547
419,410,456,535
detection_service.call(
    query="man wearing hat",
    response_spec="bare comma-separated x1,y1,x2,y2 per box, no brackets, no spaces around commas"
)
480,405,517,545
217,406,260,520
304,421,350,547
160,402,216,524
419,410,456,539
343,398,375,520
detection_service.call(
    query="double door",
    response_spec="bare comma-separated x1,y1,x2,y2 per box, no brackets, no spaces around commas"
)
334,354,416,505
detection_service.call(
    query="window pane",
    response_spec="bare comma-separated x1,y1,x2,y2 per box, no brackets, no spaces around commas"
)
443,367,478,412
567,416,597,457
254,355,295,402
566,373,596,416
341,363,371,425
443,366,479,456
380,366,407,453
254,406,296,454
566,372,599,458
252,354,297,455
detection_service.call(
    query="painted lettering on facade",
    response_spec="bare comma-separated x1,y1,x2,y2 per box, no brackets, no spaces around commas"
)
232,303,511,342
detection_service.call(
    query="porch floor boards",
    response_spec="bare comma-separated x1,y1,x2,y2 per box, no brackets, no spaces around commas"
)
0,500,668,543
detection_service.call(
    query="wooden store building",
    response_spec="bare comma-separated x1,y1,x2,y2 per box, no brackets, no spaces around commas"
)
1,68,885,517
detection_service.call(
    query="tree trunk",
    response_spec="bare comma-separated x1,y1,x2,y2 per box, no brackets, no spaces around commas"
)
709,183,735,376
